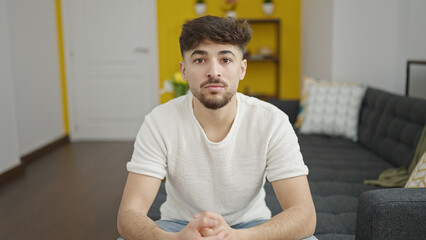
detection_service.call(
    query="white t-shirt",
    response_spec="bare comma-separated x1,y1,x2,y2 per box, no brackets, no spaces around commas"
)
127,93,308,226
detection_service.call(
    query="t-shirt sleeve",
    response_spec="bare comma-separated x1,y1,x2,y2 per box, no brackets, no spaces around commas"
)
126,117,167,180
266,113,308,182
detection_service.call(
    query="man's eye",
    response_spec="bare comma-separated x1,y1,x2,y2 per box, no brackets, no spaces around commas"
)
222,58,231,63
194,59,204,63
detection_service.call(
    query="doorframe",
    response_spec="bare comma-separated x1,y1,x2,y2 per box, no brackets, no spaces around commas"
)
60,0,160,141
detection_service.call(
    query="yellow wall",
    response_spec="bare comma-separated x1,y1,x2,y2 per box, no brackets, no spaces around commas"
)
157,0,301,103
55,0,69,134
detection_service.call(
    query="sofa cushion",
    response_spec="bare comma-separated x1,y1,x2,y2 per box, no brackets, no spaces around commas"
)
358,88,426,168
299,81,366,141
405,152,426,188
356,188,426,240
147,181,167,221
268,99,299,125
295,76,329,128
297,134,388,238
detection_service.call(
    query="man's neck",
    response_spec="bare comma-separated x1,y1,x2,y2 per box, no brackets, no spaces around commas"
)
192,95,238,142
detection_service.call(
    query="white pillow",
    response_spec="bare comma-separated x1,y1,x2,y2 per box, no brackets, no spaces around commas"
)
405,152,426,188
294,76,330,129
299,81,366,141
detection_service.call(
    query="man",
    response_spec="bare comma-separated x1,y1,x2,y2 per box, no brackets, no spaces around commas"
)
117,16,317,240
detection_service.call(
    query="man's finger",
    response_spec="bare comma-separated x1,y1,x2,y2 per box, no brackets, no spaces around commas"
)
199,227,215,237
203,229,232,240
197,210,224,220
188,216,218,229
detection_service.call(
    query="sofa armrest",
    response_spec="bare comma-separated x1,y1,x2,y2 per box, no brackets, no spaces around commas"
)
356,188,426,240
268,99,299,125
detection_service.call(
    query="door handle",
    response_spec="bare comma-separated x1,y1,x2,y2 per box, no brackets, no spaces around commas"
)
134,47,149,53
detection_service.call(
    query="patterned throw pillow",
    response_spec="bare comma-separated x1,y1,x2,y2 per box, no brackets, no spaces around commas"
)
294,76,329,128
405,152,426,188
299,81,366,141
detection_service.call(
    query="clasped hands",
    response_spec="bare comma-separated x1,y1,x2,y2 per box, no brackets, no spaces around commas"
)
177,210,238,240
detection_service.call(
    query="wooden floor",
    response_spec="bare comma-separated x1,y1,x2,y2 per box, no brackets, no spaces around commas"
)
0,142,133,239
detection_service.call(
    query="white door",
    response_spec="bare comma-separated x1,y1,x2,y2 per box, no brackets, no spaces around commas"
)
63,0,158,141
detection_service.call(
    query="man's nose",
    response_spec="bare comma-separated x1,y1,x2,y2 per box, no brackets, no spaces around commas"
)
206,61,221,78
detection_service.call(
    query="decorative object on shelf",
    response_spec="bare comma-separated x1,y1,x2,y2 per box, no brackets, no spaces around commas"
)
160,72,189,98
247,47,274,61
262,0,274,15
194,0,206,16
257,46,274,57
224,0,237,18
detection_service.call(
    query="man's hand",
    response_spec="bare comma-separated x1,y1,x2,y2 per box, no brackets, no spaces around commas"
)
177,214,232,240
193,211,238,240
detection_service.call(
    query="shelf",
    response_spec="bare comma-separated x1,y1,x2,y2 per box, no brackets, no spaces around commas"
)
242,19,280,98
245,19,280,24
245,55,279,63
246,93,277,102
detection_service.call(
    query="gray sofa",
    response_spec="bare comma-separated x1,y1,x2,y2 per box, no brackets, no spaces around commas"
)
147,87,426,240
270,87,426,239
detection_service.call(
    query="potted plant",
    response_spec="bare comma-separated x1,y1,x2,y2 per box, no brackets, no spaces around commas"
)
224,0,237,18
262,0,274,15
165,72,189,97
195,0,206,16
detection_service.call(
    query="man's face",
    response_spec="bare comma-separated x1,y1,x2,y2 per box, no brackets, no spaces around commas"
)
180,41,247,110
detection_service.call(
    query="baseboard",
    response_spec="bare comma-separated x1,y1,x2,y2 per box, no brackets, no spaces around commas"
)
0,135,70,187
21,135,70,165
0,164,25,187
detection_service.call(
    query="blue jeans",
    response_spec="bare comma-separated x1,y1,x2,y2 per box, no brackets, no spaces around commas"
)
118,219,317,239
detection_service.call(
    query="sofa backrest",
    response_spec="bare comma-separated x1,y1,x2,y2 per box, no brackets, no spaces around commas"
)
358,87,426,168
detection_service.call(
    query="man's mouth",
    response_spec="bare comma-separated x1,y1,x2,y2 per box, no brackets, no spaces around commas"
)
204,84,224,91
200,78,228,91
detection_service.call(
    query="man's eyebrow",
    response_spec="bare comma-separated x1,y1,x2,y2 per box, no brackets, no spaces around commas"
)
190,50,208,58
218,50,236,57
190,50,236,58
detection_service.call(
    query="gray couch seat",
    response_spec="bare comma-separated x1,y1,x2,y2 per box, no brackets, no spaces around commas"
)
299,134,391,239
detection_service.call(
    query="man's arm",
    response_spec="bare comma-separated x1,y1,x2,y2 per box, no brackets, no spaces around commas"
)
198,175,316,240
117,172,174,239
238,175,316,239
117,173,232,240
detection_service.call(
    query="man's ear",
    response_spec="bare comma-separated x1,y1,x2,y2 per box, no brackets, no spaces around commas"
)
240,59,247,80
179,61,187,81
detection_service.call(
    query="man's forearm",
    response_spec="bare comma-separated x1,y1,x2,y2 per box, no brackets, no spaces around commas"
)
117,209,175,240
237,205,316,240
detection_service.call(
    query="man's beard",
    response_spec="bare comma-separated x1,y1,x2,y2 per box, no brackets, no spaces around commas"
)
191,78,235,110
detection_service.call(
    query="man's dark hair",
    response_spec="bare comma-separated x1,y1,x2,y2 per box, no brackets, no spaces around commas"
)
179,15,252,57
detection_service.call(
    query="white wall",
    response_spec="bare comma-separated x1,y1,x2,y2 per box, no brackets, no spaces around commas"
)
7,0,65,156
406,0,426,59
301,0,333,80
302,0,426,95
332,0,401,93
400,0,426,98
1,0,65,175
0,0,21,173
